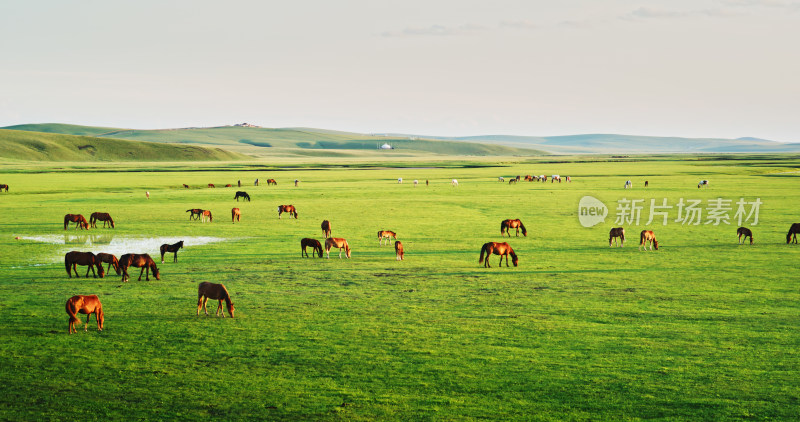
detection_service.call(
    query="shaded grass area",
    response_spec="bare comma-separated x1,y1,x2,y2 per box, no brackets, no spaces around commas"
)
0,156,799,420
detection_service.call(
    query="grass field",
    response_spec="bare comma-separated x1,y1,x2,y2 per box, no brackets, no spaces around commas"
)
0,156,799,420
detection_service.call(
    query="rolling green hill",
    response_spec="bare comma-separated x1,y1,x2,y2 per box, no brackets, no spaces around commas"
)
0,129,247,162
1,124,544,157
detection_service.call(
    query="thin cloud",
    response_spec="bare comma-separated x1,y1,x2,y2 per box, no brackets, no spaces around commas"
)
499,20,538,30
381,23,488,38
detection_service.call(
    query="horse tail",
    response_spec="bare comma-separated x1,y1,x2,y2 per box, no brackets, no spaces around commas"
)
500,221,506,236
64,215,69,230
479,243,488,264
65,297,81,326
65,255,71,276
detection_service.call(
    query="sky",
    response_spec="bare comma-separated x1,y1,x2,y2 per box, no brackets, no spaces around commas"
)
1,0,799,141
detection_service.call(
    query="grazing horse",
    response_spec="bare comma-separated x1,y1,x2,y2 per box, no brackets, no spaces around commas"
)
325,237,351,259
398,178,403,184
89,212,115,228
294,179,299,187
238,180,241,187
65,295,104,334
119,253,160,282
321,220,332,238
515,175,521,182
234,191,251,202
198,282,235,318
65,251,105,278
639,230,659,251
737,227,753,245
787,223,800,244
64,214,89,230
698,180,709,188
183,184,189,188
160,240,184,263
644,180,649,187
498,177,504,182
414,180,418,187
508,179,517,184
225,184,232,187
301,238,323,258
478,242,518,268
624,180,632,189
395,241,404,261
278,205,298,219
451,179,459,186
208,183,215,188
95,253,121,275
501,219,527,237
267,179,277,186
187,209,203,220
378,230,397,245
524,175,533,182
232,207,241,223
552,175,561,183
609,227,625,247
254,178,259,186
201,210,213,223
0,184,8,192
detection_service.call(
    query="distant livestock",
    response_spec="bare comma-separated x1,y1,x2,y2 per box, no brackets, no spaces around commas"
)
737,227,753,245
478,242,518,268
639,231,659,251
395,241,404,260
325,238,351,259
787,223,800,244
232,208,241,223
609,227,625,247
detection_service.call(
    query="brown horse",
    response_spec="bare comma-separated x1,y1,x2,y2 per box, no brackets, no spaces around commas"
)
65,251,105,278
609,227,625,247
787,223,800,244
232,207,241,223
321,220,332,238
478,242,518,268
64,214,89,230
201,210,213,223
267,179,277,186
65,295,104,334
501,219,527,237
160,240,184,263
208,183,215,188
95,253,121,275
378,230,397,245
301,238,323,258
187,208,203,220
90,212,115,228
183,184,189,188
225,184,232,187
119,253,160,282
325,237,351,259
0,184,8,192
197,282,235,318
524,175,533,182
395,241,404,261
278,205,298,219
639,230,659,251
737,227,753,245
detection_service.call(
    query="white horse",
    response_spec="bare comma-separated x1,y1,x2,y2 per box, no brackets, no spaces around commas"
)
698,180,709,188
624,180,632,189
498,177,504,182
566,176,571,182
413,180,418,187
552,175,561,183
451,179,459,186
398,178,403,184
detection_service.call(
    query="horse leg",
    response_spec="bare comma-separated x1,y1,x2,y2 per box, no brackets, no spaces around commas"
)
161,251,165,264
203,297,209,315
218,300,225,318
138,267,145,281
173,252,178,263
85,313,91,331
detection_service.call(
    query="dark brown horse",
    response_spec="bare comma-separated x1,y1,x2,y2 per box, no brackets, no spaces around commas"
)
160,240,184,263
197,282,235,318
234,191,250,201
232,207,241,223
90,212,115,228
321,220,332,238
64,214,89,230
501,219,527,237
186,208,203,220
0,184,8,192
183,184,189,189
378,230,397,245
65,295,104,334
301,238,323,258
609,227,625,247
395,241,404,261
65,251,105,278
278,205,298,219
737,227,753,245
479,242,518,268
786,223,800,244
325,237,351,258
639,230,659,251
119,253,160,282
95,253,121,275
208,183,216,188
267,179,277,186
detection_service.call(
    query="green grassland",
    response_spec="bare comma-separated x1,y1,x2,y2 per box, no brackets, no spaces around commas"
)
0,129,247,162
0,156,799,420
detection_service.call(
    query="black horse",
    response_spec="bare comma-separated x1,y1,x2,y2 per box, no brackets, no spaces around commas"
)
160,240,184,263
234,191,251,202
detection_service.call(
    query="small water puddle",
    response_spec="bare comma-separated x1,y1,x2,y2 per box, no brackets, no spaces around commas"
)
14,235,232,265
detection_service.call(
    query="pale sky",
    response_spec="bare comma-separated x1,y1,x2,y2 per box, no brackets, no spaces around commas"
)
2,0,799,141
